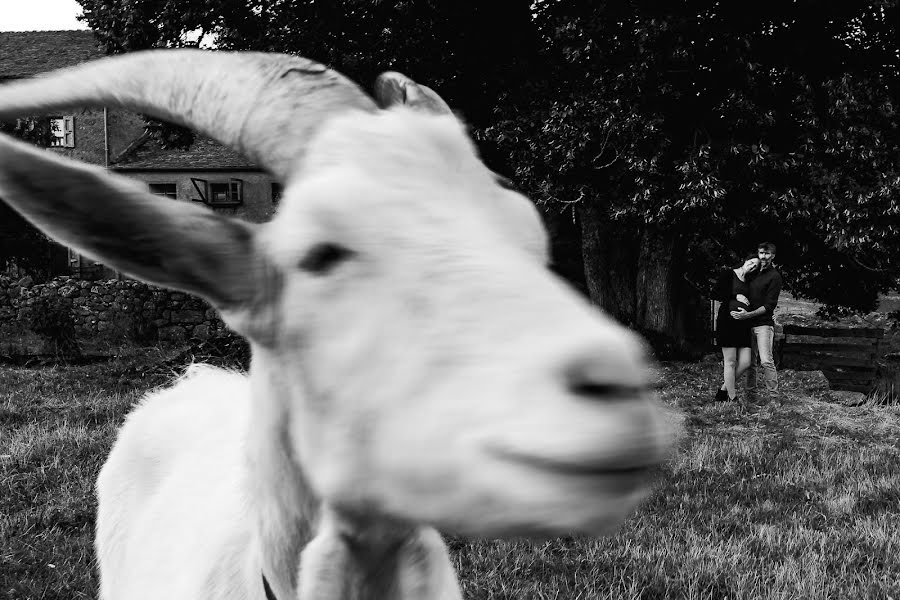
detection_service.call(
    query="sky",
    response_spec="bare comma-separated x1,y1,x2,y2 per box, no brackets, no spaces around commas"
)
0,0,88,32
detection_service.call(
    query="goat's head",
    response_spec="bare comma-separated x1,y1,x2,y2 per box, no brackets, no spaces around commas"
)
0,51,671,538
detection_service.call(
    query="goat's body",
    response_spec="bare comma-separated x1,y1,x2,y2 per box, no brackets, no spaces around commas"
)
96,365,462,600
0,48,672,600
96,367,262,600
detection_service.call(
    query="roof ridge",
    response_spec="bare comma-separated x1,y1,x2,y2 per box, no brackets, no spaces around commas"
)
0,30,93,33
110,134,261,171
110,130,153,165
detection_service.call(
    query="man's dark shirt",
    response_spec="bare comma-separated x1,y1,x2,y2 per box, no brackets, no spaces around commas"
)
747,266,782,327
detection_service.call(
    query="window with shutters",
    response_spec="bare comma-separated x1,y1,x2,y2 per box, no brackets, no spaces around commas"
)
191,178,243,207
49,116,75,147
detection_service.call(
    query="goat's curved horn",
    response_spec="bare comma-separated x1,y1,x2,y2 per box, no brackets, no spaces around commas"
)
374,72,452,114
0,50,377,182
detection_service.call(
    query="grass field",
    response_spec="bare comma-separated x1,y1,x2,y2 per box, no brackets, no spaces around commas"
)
2,350,900,599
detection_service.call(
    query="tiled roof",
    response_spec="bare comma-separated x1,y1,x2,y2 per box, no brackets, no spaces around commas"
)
112,135,261,171
0,31,103,78
0,30,260,172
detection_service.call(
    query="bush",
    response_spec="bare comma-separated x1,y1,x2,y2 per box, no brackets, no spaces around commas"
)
18,295,82,360
816,304,855,321
128,317,159,346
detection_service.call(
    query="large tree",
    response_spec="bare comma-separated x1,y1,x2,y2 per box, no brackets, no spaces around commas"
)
488,1,900,346
77,0,900,353
76,1,541,127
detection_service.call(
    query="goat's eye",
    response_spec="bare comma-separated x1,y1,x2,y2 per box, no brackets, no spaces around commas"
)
298,242,354,275
493,173,519,192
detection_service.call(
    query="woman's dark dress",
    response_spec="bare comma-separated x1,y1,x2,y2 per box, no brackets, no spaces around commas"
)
715,269,752,348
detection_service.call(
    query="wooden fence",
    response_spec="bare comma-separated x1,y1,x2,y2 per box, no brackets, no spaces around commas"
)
776,325,884,393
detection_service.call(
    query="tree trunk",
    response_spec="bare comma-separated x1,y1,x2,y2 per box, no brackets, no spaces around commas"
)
634,228,686,355
578,200,710,359
635,228,678,333
577,199,637,326
541,206,588,296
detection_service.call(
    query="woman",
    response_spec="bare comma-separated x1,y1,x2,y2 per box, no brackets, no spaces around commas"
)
713,255,760,401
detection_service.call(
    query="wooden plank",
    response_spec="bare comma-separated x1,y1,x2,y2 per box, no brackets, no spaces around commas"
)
823,372,875,380
782,325,883,338
782,346,876,358
782,361,875,373
822,369,876,378
822,379,876,388
782,347,875,360
782,342,877,354
782,355,877,369
782,335,880,347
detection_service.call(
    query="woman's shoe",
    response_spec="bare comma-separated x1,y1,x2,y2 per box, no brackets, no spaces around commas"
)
714,388,729,402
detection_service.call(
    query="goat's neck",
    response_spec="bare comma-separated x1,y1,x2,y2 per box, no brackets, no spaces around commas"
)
246,346,462,600
246,346,319,600
298,507,462,600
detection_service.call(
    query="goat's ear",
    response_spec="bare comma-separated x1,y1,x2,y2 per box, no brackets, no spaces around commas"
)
374,72,452,115
0,134,265,308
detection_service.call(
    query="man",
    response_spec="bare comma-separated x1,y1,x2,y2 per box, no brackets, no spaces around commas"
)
731,242,782,402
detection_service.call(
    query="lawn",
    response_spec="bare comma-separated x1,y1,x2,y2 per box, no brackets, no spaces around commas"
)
2,350,900,599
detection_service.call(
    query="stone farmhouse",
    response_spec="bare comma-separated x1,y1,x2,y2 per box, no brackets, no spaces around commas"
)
0,30,280,279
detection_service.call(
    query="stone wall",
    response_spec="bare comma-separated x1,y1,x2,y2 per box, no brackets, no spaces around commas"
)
0,275,228,343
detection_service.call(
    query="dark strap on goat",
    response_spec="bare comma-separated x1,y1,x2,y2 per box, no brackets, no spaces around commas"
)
262,573,278,600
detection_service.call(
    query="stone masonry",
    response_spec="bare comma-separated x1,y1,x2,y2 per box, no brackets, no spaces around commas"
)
0,275,227,343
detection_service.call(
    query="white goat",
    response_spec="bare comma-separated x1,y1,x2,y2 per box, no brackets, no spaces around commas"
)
0,50,672,600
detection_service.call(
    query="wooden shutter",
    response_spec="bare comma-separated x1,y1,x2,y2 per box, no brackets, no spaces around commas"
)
191,178,209,203
62,116,75,147
229,178,243,204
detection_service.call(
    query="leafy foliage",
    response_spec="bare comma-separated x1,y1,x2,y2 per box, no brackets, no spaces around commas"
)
0,117,51,146
76,1,540,126
491,0,900,311
74,0,900,315
76,1,542,169
140,117,195,150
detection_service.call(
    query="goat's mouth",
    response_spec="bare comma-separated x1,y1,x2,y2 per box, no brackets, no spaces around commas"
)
486,446,656,480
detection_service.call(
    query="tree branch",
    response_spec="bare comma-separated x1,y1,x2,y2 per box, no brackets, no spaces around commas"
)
847,252,890,273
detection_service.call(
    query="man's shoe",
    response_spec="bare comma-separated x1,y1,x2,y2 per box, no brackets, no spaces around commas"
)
714,388,729,402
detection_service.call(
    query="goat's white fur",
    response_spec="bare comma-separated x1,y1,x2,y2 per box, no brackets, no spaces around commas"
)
96,364,460,599
0,51,673,600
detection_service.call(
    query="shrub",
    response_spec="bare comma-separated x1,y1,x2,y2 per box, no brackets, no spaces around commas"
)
18,295,82,360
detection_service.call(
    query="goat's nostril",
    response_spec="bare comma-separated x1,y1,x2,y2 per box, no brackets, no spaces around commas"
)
569,382,644,400
562,349,647,400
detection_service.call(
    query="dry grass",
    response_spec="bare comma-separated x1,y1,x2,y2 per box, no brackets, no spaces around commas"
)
2,352,900,599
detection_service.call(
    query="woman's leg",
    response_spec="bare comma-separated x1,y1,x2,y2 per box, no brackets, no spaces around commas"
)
735,347,753,382
721,347,738,399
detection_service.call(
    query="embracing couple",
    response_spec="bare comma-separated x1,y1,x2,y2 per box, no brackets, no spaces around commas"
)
713,242,782,403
